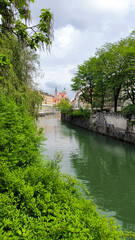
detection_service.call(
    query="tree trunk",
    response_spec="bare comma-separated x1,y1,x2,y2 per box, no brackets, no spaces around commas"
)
114,97,118,112
113,85,121,112
90,89,93,108
101,98,104,111
132,91,134,104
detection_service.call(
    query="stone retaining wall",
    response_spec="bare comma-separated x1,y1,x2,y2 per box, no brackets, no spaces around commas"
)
61,112,135,145
38,109,59,116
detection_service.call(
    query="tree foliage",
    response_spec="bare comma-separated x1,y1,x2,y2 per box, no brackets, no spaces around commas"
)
71,32,135,112
0,0,50,117
72,106,91,118
71,58,95,107
122,104,135,119
0,33,42,118
0,0,53,50
57,99,72,114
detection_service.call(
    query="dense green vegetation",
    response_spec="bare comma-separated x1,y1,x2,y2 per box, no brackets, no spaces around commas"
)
72,106,91,118
57,99,72,114
0,0,135,239
57,99,91,118
0,33,42,118
0,0,53,50
122,104,135,119
71,32,135,112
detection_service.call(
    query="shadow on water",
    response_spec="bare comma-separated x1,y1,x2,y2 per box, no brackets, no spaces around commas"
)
38,116,135,235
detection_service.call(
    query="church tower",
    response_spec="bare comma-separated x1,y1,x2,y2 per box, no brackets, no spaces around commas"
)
55,87,57,98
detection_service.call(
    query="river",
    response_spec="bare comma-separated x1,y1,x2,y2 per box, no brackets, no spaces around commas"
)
38,114,135,236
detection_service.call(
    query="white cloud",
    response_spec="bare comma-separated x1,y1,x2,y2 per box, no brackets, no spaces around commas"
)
37,64,75,99
56,25,74,48
97,0,129,12
38,24,91,67
52,25,80,59
31,0,135,99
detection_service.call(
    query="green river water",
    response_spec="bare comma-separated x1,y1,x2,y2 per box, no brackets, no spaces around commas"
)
38,114,135,236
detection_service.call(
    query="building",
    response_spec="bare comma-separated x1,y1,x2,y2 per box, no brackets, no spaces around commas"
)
71,90,91,109
53,87,69,104
39,91,54,106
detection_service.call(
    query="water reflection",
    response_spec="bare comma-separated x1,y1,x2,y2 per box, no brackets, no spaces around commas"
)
38,115,135,234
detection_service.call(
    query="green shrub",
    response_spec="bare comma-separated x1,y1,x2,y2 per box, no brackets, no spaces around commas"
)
72,107,91,118
122,104,135,119
0,95,43,169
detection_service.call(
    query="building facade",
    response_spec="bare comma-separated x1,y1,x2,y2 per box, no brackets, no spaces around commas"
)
71,90,91,109
53,87,69,104
39,91,54,106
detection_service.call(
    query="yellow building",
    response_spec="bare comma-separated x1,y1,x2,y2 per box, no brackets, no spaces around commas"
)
39,91,54,106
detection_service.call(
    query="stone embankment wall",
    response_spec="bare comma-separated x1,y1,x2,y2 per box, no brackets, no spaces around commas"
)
61,112,135,144
38,108,59,116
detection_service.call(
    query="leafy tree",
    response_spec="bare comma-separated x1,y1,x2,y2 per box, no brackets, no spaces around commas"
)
95,35,135,111
71,58,95,107
0,33,42,117
72,32,135,112
57,99,72,114
96,43,125,112
91,54,108,110
0,34,38,86
0,0,52,117
0,0,53,50
122,104,135,119
120,32,135,105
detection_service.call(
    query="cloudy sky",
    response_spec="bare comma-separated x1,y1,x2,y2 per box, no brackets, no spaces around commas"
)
31,0,135,100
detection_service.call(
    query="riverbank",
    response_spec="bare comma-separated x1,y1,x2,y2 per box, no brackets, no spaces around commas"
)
61,112,135,144
38,108,59,116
